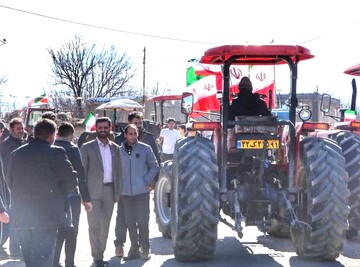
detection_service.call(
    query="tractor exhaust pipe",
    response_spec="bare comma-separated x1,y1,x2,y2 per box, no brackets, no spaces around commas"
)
351,78,357,111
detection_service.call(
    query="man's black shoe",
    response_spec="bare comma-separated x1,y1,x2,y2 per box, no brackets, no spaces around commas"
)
93,260,108,267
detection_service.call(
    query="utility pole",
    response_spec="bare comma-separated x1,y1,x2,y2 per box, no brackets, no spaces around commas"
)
142,47,146,106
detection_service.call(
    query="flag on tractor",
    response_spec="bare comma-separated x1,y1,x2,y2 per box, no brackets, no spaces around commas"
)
185,62,276,115
344,110,357,122
27,93,49,107
186,62,239,113
84,112,96,131
249,66,276,109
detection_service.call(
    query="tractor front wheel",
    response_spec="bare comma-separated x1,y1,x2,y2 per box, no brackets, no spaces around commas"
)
154,161,172,238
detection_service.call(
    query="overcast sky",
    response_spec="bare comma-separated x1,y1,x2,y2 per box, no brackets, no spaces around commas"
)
0,0,360,108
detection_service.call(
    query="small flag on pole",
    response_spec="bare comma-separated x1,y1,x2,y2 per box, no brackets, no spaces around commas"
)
84,112,96,131
344,110,357,122
28,94,48,107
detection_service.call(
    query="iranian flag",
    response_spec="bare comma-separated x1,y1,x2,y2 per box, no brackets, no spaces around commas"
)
344,110,357,122
185,62,276,114
249,65,276,108
28,94,49,107
186,65,220,112
84,112,96,131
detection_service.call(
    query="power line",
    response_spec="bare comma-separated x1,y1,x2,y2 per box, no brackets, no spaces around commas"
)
0,4,218,45
300,20,360,44
2,4,360,53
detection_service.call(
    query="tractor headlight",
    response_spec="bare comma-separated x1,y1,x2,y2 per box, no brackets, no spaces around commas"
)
299,108,312,122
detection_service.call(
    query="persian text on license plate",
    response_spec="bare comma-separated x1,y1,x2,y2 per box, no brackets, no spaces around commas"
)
237,140,280,149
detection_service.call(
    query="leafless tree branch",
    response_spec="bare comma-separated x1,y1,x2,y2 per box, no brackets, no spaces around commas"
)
48,35,136,117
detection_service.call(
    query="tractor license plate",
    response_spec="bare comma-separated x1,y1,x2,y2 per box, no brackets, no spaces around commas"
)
237,140,280,149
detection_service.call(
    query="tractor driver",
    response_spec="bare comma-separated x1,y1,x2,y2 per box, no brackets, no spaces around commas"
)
229,76,270,121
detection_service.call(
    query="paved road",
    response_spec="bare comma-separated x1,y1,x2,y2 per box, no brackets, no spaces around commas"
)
0,192,359,267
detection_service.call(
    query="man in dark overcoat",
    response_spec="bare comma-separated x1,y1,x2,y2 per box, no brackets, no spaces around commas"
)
7,118,77,267
53,122,92,267
0,117,25,257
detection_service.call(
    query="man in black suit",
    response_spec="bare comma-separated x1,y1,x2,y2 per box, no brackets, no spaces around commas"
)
7,118,77,267
53,122,92,267
0,154,10,255
0,156,10,224
0,117,25,258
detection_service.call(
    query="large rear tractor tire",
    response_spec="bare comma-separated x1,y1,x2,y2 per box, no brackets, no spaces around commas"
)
332,131,360,235
291,137,350,260
154,161,173,238
171,136,219,261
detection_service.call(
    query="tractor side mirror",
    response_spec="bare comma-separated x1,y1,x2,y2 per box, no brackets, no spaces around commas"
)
181,92,194,114
320,93,331,113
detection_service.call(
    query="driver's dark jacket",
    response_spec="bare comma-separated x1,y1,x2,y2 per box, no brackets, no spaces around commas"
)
229,91,270,120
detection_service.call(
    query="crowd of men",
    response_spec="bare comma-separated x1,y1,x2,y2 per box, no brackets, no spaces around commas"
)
0,75,269,267
0,110,185,267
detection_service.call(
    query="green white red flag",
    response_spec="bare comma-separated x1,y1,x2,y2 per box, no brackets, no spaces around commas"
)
84,112,96,131
28,94,49,107
186,62,276,114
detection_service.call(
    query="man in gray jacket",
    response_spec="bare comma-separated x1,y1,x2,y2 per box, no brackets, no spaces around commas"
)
80,117,122,267
120,124,159,261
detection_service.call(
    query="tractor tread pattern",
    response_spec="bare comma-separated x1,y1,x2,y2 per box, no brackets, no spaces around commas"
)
172,136,219,261
332,131,360,231
292,137,350,260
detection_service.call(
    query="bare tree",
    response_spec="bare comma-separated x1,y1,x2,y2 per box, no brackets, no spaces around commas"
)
49,36,96,116
48,35,136,117
49,88,77,111
85,46,135,98
148,81,167,97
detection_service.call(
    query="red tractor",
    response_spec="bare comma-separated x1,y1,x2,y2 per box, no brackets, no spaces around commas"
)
154,45,350,261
